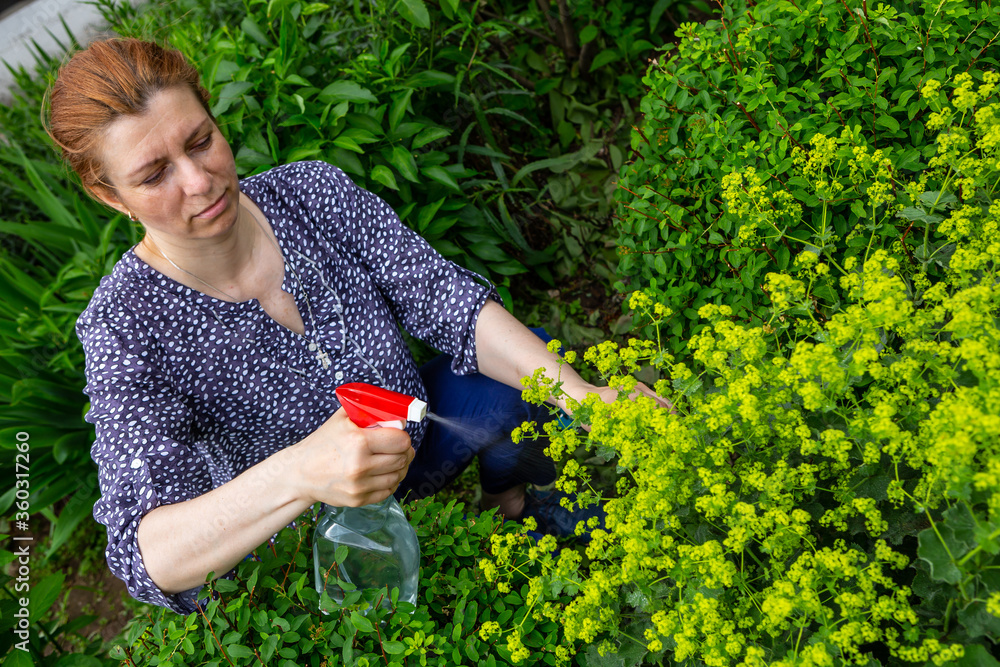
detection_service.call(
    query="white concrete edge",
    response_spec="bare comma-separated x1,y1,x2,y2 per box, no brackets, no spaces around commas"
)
0,0,114,104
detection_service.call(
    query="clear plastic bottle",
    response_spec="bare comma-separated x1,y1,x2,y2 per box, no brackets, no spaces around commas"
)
313,496,420,612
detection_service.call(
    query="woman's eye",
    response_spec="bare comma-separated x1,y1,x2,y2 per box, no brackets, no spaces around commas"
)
194,135,212,150
142,169,165,186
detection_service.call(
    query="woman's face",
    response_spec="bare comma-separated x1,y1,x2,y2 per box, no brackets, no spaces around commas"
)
95,85,240,243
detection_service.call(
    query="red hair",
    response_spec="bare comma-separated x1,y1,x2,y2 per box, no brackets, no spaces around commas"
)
45,38,211,199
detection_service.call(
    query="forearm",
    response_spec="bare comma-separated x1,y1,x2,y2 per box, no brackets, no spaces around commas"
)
137,445,311,594
474,300,593,411
136,409,412,595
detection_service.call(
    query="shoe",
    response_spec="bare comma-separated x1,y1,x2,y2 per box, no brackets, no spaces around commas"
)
519,489,605,542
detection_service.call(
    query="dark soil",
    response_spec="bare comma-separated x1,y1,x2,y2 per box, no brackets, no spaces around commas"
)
53,565,136,650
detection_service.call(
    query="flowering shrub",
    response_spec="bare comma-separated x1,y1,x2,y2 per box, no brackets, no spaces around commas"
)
496,73,1000,665
615,0,1000,350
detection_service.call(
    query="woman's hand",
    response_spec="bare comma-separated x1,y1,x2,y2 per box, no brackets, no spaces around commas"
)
587,381,675,411
558,379,675,426
136,409,413,595
287,409,415,507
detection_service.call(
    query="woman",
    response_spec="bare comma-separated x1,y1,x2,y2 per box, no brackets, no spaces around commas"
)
48,38,667,614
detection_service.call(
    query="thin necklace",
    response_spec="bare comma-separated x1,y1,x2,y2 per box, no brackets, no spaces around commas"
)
240,205,386,385
143,206,333,371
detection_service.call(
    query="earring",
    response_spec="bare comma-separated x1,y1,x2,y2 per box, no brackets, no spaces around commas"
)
127,210,138,223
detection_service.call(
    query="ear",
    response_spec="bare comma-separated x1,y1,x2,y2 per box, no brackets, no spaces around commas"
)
90,183,130,217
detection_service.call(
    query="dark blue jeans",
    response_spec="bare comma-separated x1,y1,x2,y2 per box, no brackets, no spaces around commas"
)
394,328,558,501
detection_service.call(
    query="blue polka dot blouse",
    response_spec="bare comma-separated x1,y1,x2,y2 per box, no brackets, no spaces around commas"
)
75,161,500,612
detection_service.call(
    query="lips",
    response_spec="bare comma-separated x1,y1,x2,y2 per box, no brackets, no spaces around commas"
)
195,192,228,219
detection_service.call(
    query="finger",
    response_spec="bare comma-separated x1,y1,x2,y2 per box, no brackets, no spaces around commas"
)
357,471,409,502
632,382,675,410
329,464,409,505
366,452,413,476
364,428,413,455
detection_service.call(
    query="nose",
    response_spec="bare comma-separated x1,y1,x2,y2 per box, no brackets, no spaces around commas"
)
178,156,212,196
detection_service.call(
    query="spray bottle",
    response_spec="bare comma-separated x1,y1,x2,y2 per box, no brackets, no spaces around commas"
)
313,383,424,613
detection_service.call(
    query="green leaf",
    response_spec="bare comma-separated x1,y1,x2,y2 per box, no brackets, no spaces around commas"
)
958,602,1000,642
881,42,908,57
335,545,349,563
44,488,97,559
235,145,272,172
438,0,457,17
430,239,462,256
484,107,538,130
5,650,34,667
406,70,456,88
487,259,526,275
397,0,430,29
240,17,271,47
283,74,311,87
214,577,239,592
468,241,509,263
389,89,414,132
261,633,281,663
286,145,325,162
387,146,420,183
331,148,364,177
371,165,399,190
332,135,364,154
28,571,65,623
228,644,254,659
350,610,374,633
953,644,1000,667
510,143,601,187
589,49,621,72
301,2,330,15
875,115,900,132
411,126,452,150
416,198,447,232
917,526,962,584
0,221,88,249
583,644,627,667
896,208,943,225
318,81,377,104
650,0,672,33
919,190,959,209
213,81,255,116
383,640,406,654
776,244,790,270
944,503,978,551
579,25,599,44
421,165,462,192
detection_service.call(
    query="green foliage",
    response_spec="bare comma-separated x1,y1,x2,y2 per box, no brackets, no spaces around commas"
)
113,498,575,666
0,534,118,664
616,0,1000,350
0,33,139,557
100,0,680,293
483,0,703,291
506,69,1000,664
103,0,528,285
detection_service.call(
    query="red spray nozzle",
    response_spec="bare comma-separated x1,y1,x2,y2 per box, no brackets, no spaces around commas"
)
335,382,428,429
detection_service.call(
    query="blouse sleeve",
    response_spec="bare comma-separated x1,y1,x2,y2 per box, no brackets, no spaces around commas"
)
298,161,502,374
77,302,213,614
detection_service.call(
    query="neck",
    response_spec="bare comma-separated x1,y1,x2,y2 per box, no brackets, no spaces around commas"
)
140,197,262,300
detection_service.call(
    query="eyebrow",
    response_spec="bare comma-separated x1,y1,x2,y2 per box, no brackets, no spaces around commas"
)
126,119,214,180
